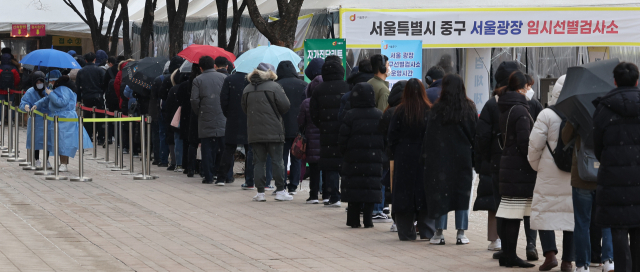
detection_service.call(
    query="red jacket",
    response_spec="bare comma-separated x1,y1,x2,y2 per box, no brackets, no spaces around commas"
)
113,61,129,109
0,68,21,95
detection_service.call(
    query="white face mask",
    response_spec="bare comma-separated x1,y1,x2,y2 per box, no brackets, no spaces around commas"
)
36,83,44,89
526,87,534,100
386,69,391,77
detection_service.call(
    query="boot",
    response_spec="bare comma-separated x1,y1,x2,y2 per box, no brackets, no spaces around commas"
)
493,250,503,260
560,260,572,272
500,256,536,268
538,252,558,271
526,244,539,261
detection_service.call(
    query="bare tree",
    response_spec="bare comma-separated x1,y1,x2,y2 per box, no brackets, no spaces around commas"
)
166,0,189,56
63,0,123,53
139,0,158,58
246,0,304,49
28,0,49,10
216,0,246,53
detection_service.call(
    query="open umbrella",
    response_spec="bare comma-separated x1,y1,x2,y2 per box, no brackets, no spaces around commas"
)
234,45,302,73
178,44,236,64
20,49,80,69
121,57,169,94
555,58,619,140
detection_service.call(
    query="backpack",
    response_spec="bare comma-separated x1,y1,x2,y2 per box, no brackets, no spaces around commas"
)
0,69,15,90
576,138,599,182
545,106,574,172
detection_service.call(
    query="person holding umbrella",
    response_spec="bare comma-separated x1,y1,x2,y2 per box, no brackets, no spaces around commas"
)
33,71,93,172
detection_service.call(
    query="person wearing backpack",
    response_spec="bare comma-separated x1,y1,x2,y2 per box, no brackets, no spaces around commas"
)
593,62,640,272
527,75,575,271
0,53,21,115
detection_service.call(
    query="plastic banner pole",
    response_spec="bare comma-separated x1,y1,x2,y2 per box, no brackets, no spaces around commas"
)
0,99,7,150
7,107,25,162
122,120,138,176
134,116,153,180
87,107,103,160
71,116,91,182
45,116,67,180
23,111,37,170
98,110,115,164
34,114,53,175
112,112,128,171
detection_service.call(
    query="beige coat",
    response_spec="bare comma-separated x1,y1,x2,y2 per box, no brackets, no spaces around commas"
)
528,75,574,231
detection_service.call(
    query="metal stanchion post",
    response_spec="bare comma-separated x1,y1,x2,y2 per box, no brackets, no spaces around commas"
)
108,112,121,169
7,107,25,162
122,120,139,176
45,116,67,180
0,100,7,151
87,107,103,160
98,110,114,164
112,112,127,171
146,117,157,178
134,116,154,180
35,114,53,175
23,111,37,170
19,109,31,166
2,104,14,157
71,116,91,182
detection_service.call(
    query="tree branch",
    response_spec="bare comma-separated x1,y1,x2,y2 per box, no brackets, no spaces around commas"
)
98,0,107,34
62,0,89,25
105,0,120,38
276,0,287,18
166,0,176,23
246,0,273,40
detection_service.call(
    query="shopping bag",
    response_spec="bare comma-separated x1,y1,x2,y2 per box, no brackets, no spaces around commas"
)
170,107,181,128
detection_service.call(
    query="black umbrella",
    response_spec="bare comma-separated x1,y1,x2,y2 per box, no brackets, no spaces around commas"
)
122,57,169,95
555,58,619,140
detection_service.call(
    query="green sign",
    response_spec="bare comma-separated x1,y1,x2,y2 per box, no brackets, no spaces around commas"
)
303,39,347,82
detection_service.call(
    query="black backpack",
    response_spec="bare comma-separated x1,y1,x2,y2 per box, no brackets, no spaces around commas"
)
546,106,574,172
0,69,15,90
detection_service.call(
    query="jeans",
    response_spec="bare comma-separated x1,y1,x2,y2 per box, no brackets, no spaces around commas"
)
307,163,327,200
152,120,160,163
539,230,575,262
251,142,285,193
611,227,640,272
324,171,341,203
435,210,469,230
373,185,386,214
573,187,614,267
201,137,225,182
174,132,183,166
157,115,169,165
242,144,255,186
283,138,301,191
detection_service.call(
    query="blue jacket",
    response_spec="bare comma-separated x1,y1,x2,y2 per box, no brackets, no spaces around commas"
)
425,79,443,103
20,87,49,150
35,86,93,157
124,85,137,113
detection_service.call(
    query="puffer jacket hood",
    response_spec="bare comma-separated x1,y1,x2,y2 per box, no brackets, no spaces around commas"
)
350,83,375,108
593,86,640,118
305,58,324,80
321,61,345,82
306,75,323,98
388,80,406,107
0,53,12,67
276,61,298,79
548,75,566,106
32,71,46,91
495,61,520,88
118,59,134,71
498,91,529,113
168,56,185,74
247,68,278,85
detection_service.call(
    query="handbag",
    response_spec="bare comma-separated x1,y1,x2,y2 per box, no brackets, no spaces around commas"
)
170,106,181,128
291,126,307,160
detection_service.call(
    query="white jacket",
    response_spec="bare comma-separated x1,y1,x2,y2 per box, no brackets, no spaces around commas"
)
528,75,574,231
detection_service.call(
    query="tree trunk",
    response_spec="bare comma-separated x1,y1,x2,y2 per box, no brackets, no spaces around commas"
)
139,0,156,58
216,0,229,49
167,0,189,57
226,0,246,53
121,0,132,58
246,0,304,49
109,9,124,56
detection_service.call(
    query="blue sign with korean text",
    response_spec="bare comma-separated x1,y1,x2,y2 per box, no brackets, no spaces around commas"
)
381,40,422,89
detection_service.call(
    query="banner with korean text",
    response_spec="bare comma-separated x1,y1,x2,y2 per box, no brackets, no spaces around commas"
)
381,40,422,90
304,39,347,81
340,8,640,48
465,48,492,114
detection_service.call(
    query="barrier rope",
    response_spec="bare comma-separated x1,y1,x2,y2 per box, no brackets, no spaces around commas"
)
4,101,144,123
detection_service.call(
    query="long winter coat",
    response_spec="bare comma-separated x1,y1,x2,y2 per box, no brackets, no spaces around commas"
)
176,79,194,141
241,69,290,144
498,91,537,197
380,81,405,160
35,85,93,157
423,109,477,219
20,87,48,150
388,106,430,213
191,69,227,138
276,61,307,139
593,86,640,228
528,76,574,231
309,62,348,171
297,76,323,163
473,96,501,211
338,83,383,203
220,72,249,145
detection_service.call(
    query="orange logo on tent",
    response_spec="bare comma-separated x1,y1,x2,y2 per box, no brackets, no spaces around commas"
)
383,44,388,50
349,14,356,21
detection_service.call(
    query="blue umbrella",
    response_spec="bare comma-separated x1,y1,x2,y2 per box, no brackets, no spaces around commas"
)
20,49,81,69
234,45,302,73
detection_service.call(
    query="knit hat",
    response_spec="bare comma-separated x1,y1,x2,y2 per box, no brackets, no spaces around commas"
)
46,70,62,81
67,50,77,57
257,62,276,73
495,61,520,88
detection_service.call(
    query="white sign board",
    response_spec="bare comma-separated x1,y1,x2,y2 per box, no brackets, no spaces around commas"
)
465,48,491,114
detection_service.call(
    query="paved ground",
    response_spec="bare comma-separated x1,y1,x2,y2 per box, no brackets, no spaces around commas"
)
0,125,569,271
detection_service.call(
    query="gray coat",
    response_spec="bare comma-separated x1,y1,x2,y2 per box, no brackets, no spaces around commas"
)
190,69,227,138
241,69,290,143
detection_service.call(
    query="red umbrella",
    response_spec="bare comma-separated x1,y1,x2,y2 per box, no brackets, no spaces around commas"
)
177,44,236,64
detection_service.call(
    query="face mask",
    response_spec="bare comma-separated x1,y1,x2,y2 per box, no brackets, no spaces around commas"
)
36,83,44,89
526,87,534,100
386,69,391,77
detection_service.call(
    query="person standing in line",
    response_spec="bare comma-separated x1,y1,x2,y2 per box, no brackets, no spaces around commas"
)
593,62,640,272
310,60,349,207
339,82,384,228
76,52,106,144
527,75,575,272
211,57,232,182
174,64,202,174
191,56,227,185
298,75,325,203
150,61,170,166
19,71,49,167
157,57,185,167
387,79,436,239
275,60,307,194
242,63,291,201
424,66,445,103
339,59,375,121
422,74,477,246
367,54,391,112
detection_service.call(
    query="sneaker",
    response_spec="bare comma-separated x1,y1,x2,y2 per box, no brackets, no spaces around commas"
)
574,265,590,272
602,259,614,272
215,181,225,186
456,234,470,245
306,198,319,204
487,239,501,251
288,189,297,195
323,199,329,204
383,207,390,215
241,183,255,190
264,185,275,191
158,163,168,167
390,223,398,232
35,160,42,168
325,201,341,207
225,179,234,184
122,148,129,154
46,161,51,169
59,164,68,172
252,193,266,202
275,190,293,201
167,164,176,171
372,213,388,219
272,190,278,196
430,234,445,245
174,165,183,172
